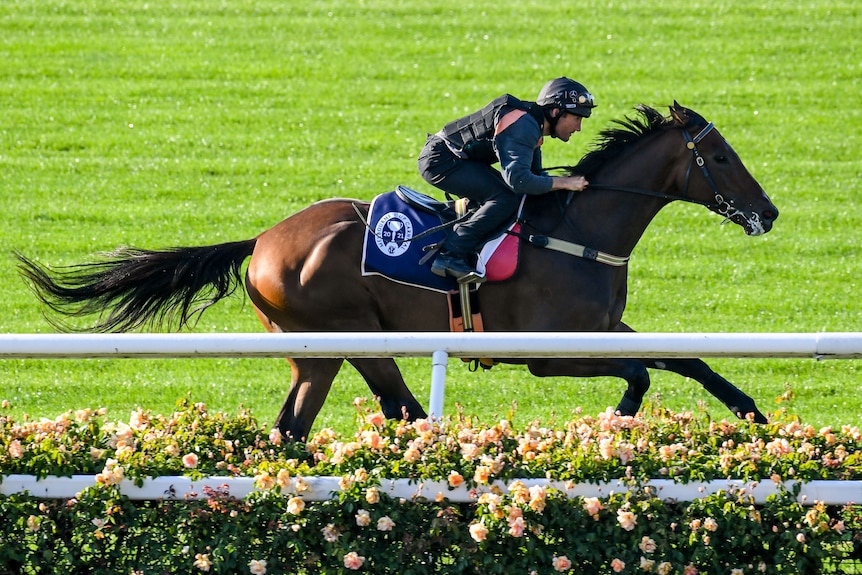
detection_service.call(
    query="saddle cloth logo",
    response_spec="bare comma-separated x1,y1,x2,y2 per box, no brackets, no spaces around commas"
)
374,212,413,257
360,189,520,293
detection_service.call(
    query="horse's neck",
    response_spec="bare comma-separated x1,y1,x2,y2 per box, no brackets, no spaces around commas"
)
546,135,680,257
529,187,666,259
573,191,666,256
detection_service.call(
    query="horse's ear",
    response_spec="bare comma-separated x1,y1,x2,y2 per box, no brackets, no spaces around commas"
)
669,101,688,126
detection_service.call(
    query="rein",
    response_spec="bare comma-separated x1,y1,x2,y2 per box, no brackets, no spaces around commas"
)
526,121,736,267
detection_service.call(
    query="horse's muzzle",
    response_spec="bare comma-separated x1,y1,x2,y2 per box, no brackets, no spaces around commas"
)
735,203,778,236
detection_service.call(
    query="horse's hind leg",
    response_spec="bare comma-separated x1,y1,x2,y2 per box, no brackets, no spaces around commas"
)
347,358,427,422
275,357,345,441
252,307,337,441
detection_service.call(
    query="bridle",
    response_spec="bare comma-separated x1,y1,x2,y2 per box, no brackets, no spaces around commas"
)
680,122,746,223
587,121,751,224
680,122,720,204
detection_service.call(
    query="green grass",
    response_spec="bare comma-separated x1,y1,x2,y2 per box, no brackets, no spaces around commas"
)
1,0,861,435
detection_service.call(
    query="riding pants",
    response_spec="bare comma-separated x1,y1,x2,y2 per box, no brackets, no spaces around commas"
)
418,135,521,256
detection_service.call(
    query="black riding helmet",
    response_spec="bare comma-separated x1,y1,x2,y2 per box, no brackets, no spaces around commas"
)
537,77,596,117
537,77,596,138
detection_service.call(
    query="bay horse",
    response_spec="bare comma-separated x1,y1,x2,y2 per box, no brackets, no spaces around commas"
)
17,102,778,441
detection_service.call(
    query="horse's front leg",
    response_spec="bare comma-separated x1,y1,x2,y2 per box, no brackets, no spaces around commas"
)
642,358,767,423
527,358,651,417
611,321,768,423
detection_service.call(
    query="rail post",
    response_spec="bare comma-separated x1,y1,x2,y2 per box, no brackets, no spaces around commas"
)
429,349,449,418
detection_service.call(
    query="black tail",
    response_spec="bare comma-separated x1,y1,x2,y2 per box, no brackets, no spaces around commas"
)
15,239,258,333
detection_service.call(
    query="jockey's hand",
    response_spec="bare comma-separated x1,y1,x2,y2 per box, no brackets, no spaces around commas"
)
551,175,589,192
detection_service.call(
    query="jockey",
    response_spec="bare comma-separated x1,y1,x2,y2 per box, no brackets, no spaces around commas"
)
418,77,596,283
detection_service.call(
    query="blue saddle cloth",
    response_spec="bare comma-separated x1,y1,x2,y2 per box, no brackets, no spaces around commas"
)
361,189,458,293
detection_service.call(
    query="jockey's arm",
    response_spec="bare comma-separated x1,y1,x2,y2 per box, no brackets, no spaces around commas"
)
496,118,554,195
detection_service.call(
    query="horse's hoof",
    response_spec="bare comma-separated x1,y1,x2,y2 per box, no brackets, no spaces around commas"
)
733,406,768,424
615,396,641,417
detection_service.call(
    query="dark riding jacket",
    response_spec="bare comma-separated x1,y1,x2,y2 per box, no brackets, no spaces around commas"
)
436,95,555,196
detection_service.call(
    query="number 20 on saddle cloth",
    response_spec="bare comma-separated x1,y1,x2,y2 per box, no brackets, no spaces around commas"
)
360,186,521,294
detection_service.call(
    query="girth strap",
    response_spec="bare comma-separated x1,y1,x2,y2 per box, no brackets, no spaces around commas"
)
526,234,629,267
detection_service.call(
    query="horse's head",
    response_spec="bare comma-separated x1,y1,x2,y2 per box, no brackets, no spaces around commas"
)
668,101,778,235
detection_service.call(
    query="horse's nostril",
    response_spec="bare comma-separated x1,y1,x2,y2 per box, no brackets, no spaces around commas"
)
762,209,778,223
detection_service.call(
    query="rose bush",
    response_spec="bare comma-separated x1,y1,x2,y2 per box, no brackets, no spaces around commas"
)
1,397,861,574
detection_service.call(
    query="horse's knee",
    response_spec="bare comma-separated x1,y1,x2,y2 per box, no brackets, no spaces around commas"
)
613,361,650,394
616,363,650,416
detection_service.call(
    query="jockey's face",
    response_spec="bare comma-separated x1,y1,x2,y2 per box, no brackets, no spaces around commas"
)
554,112,583,142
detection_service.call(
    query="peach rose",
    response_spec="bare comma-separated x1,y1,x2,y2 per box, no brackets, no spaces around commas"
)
469,522,489,542
552,555,572,572
365,487,380,504
583,496,603,518
448,471,465,488
365,412,386,427
639,536,657,553
617,509,637,531
343,551,365,570
473,465,491,485
194,553,212,572
377,516,395,531
508,516,525,538
355,510,371,527
287,497,305,515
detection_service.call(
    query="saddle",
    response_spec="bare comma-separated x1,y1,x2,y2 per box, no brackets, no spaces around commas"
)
394,185,460,220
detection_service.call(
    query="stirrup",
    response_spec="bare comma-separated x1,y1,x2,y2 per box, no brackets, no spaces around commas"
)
457,270,486,284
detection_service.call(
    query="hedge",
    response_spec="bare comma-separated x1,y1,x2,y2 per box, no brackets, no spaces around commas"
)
1,398,861,574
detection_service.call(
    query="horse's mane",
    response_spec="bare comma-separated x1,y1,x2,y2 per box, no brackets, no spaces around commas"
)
555,104,704,179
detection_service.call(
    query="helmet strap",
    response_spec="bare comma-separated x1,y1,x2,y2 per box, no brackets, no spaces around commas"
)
543,107,563,139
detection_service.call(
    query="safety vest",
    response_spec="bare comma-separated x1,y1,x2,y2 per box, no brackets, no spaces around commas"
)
438,94,544,164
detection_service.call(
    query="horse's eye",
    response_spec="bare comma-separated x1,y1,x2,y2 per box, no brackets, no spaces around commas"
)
714,154,728,163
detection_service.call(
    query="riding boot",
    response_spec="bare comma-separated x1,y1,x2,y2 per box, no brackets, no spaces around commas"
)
431,251,486,284
432,194,519,283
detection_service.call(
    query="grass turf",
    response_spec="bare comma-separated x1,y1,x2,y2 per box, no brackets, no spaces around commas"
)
1,0,860,434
